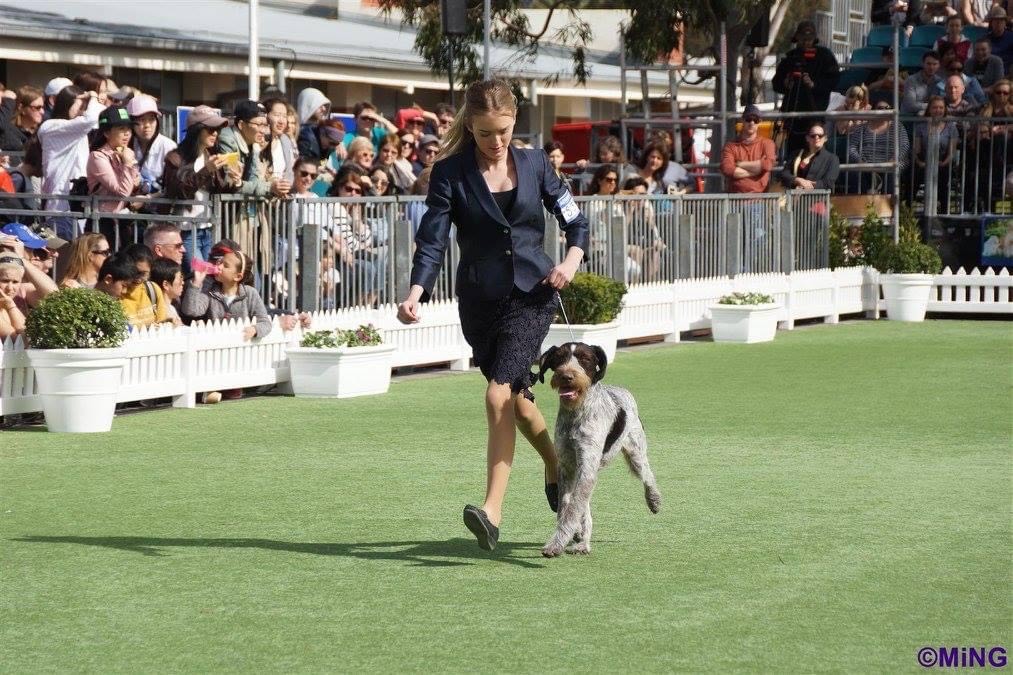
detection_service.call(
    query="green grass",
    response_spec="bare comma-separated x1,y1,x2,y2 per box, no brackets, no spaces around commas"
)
1,319,1010,673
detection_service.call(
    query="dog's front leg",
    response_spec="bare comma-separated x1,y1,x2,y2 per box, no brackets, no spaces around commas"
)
567,507,592,555
543,470,596,558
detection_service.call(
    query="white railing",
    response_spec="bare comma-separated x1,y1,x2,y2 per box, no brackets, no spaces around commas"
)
2,269,1009,417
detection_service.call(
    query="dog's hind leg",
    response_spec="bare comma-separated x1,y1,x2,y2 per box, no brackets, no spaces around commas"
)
622,427,661,514
567,505,592,555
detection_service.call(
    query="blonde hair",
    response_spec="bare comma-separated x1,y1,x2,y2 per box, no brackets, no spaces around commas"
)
0,257,25,280
347,136,374,163
846,85,869,102
438,79,517,161
60,233,107,287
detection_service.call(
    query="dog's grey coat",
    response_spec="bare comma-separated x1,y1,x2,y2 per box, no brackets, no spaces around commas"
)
540,344,661,557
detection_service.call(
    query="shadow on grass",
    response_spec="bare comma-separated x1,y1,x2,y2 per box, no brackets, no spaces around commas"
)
11,535,548,569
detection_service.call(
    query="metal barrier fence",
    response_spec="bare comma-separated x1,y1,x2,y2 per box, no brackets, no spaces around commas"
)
0,190,830,311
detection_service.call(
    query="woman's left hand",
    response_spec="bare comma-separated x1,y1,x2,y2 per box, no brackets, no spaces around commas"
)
544,261,578,290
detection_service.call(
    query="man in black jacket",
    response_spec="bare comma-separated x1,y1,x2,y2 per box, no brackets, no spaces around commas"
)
773,21,841,159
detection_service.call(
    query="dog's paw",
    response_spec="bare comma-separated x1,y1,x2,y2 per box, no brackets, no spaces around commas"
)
541,543,564,558
566,542,590,555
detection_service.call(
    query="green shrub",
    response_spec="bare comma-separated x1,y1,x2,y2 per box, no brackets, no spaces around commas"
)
556,272,627,325
873,241,942,274
858,204,892,268
299,324,383,348
828,206,851,270
24,288,129,349
717,292,775,305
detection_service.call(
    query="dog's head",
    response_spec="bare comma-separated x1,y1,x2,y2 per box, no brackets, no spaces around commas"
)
537,342,608,409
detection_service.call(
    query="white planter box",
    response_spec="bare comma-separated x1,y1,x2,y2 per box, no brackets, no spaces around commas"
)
542,320,620,364
286,344,396,398
708,303,780,343
880,273,933,322
27,348,126,432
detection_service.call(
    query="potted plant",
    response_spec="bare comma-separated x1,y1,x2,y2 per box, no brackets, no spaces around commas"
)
24,288,130,432
873,205,943,322
542,272,627,363
286,323,396,398
708,292,780,343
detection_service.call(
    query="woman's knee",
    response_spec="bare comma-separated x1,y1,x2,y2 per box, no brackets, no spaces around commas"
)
485,382,514,411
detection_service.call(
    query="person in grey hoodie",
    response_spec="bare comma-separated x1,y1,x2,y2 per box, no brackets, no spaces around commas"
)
297,87,340,162
180,247,272,338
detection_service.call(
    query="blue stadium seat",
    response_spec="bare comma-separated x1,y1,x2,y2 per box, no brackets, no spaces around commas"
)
909,24,945,48
963,25,987,42
867,25,906,48
852,46,886,64
900,46,930,70
836,68,870,94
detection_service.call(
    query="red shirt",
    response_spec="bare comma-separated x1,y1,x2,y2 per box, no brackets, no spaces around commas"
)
720,135,776,193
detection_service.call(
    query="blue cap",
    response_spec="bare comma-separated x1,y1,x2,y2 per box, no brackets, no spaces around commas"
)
1,222,49,249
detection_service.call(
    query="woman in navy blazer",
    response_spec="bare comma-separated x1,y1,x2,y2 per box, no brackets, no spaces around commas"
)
398,80,589,552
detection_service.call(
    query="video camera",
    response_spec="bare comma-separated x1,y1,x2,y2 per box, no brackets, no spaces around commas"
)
789,49,818,79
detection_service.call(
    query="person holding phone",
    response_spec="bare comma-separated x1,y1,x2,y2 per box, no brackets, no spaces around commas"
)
397,79,589,552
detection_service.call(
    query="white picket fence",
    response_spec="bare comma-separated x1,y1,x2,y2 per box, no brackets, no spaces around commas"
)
1,268,1009,417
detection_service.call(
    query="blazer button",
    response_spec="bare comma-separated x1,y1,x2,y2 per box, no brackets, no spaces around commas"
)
502,228,510,235
505,250,512,256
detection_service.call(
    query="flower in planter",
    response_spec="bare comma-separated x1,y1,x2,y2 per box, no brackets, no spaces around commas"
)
299,324,383,349
717,292,775,306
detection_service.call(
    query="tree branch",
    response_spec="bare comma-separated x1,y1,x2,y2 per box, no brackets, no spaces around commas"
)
498,0,570,41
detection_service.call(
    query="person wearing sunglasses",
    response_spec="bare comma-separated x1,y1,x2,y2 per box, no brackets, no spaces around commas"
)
342,101,398,156
970,79,1013,211
327,164,379,307
0,85,44,152
780,123,840,192
59,232,109,289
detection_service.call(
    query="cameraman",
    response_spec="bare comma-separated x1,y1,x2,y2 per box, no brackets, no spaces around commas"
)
773,21,840,158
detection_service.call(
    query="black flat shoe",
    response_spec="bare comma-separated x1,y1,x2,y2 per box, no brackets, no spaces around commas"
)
463,505,499,551
545,483,559,513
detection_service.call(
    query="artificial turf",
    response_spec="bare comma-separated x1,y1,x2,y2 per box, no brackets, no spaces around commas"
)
1,319,1010,673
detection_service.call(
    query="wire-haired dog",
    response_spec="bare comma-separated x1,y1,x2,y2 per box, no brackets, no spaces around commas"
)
536,342,661,557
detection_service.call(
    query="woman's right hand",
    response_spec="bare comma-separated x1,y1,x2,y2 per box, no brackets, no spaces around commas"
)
208,154,227,171
397,297,421,324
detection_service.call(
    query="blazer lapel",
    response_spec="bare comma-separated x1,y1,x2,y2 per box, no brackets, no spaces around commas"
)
511,145,540,225
461,143,510,228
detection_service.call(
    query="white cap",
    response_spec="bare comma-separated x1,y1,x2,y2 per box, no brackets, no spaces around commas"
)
44,77,73,97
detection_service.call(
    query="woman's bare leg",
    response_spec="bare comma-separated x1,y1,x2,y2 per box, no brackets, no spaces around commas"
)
514,394,557,483
480,381,516,526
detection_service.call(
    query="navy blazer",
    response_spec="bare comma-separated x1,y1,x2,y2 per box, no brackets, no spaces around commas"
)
410,142,590,302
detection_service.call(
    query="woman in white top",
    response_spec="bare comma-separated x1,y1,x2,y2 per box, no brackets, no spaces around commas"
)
37,86,105,240
262,98,296,184
127,94,177,197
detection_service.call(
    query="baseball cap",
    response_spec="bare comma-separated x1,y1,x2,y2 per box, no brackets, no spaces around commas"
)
31,225,70,251
126,94,161,118
44,77,73,97
98,106,133,130
1,223,48,249
187,105,229,130
794,20,818,41
419,133,440,148
234,100,266,123
742,104,763,121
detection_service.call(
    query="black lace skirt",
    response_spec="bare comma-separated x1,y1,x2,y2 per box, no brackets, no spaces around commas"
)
458,284,558,400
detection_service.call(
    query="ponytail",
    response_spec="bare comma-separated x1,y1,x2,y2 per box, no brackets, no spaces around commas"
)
437,79,518,161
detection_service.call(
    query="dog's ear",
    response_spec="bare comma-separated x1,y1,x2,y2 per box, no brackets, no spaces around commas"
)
591,345,608,383
537,346,558,383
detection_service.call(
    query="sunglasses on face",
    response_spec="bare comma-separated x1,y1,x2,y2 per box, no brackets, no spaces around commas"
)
299,169,318,179
603,176,617,183
401,141,414,147
91,248,111,256
341,185,362,195
996,90,1012,96
808,133,825,138
422,147,438,155
743,117,760,123
27,104,44,111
